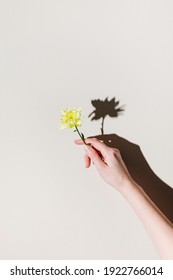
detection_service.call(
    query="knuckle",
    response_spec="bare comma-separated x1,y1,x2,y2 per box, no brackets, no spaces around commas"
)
110,147,117,153
115,148,120,153
111,147,121,155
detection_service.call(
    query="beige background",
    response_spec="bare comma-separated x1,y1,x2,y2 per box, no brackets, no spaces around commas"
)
0,0,173,259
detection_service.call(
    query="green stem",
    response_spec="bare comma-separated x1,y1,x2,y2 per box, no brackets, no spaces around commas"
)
75,126,88,145
101,116,105,135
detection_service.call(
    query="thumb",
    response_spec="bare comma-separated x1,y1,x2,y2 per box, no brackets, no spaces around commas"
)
84,145,104,169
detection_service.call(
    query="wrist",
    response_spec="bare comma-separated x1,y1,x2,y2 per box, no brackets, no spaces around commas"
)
119,178,140,197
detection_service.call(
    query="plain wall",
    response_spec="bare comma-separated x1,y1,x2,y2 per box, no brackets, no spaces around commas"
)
0,0,173,259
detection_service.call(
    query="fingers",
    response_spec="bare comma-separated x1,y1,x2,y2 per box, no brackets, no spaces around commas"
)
74,139,89,145
84,154,91,168
84,145,105,169
75,138,109,159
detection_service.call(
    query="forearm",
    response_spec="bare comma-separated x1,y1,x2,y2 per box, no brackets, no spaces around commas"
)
121,180,173,259
76,138,173,258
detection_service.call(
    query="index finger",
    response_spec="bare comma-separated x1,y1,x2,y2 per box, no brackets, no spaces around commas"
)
74,138,109,158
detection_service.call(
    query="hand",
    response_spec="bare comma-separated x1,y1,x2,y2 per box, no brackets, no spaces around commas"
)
74,138,134,192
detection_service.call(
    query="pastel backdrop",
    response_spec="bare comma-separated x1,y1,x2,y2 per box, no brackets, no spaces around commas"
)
0,0,173,259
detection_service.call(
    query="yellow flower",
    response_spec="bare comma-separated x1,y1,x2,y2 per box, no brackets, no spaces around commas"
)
60,107,82,129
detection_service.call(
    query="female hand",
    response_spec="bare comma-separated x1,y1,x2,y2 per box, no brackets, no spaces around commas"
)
75,138,173,259
74,138,134,193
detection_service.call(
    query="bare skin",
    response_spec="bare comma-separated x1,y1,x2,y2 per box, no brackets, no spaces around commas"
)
75,138,173,259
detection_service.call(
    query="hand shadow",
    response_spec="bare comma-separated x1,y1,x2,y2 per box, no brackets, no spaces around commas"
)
91,133,173,224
